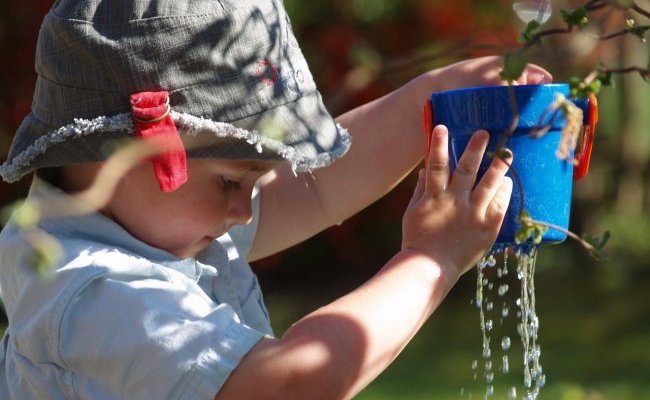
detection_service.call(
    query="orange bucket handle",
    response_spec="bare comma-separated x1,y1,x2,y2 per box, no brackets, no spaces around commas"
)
573,94,599,180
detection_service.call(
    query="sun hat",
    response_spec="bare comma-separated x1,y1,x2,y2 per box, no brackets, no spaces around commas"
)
0,0,351,189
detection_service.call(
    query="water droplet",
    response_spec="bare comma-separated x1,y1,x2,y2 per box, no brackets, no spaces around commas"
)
513,0,552,24
486,255,497,267
471,359,478,370
474,246,545,399
502,355,510,373
501,336,512,350
502,306,510,318
483,346,491,359
486,385,494,397
524,366,532,388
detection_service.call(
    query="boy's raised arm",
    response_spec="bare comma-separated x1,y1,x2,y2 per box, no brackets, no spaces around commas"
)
249,56,549,261
215,126,512,400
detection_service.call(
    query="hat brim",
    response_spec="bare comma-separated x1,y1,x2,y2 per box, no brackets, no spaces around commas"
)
0,89,351,183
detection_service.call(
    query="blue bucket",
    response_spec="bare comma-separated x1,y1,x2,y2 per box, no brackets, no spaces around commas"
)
423,84,598,246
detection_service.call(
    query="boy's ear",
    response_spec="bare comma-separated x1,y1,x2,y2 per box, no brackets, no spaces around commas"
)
35,167,63,188
57,163,104,194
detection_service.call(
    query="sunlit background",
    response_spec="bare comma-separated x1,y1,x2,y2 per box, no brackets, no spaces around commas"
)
1,1,649,398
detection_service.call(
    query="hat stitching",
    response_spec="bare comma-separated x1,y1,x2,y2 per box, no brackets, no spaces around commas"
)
55,12,240,26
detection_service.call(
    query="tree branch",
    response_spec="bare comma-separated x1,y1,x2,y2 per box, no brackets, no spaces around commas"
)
600,25,650,40
602,65,650,79
633,2,650,19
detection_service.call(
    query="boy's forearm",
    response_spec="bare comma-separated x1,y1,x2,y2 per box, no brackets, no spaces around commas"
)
216,250,458,400
249,73,438,261
316,72,436,223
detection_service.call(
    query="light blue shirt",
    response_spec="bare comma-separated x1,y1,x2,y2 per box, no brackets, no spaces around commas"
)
0,178,272,399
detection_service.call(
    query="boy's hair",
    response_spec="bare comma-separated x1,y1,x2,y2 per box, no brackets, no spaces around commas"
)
0,0,351,187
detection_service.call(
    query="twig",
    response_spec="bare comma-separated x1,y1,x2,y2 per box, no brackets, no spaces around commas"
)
633,2,650,19
600,25,650,40
493,150,526,222
519,215,601,255
585,0,610,12
602,65,650,79
521,26,573,51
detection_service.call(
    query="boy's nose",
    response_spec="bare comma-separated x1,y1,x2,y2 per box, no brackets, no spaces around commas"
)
226,189,253,226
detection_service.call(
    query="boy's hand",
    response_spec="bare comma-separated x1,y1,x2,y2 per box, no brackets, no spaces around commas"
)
401,125,513,278
430,55,553,93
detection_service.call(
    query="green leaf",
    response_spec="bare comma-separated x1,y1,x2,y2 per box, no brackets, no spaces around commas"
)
27,233,63,275
569,75,603,98
630,26,649,43
518,20,541,44
597,70,614,88
561,7,589,28
581,230,611,260
625,18,649,42
497,149,513,160
515,210,548,244
500,52,527,83
10,202,41,229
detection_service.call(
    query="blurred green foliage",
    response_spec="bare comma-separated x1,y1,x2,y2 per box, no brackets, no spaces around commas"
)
266,1,650,399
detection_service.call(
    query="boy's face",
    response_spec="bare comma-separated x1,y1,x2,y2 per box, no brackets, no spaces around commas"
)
104,158,274,259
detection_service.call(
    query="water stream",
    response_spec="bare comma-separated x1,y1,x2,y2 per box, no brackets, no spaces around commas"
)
469,245,545,400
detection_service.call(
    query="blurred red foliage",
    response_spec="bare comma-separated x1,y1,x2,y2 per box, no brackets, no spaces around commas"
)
0,1,49,199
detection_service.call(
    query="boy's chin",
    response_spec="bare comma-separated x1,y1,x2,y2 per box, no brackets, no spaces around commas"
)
171,237,215,259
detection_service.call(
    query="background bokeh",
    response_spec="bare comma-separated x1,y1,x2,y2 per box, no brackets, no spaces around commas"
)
1,1,649,399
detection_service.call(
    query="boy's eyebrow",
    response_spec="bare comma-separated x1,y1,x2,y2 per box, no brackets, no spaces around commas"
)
249,161,277,173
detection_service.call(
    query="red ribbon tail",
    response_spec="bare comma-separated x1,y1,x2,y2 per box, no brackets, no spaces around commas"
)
130,91,187,192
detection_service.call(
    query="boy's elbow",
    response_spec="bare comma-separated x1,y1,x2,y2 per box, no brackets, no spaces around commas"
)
216,317,367,400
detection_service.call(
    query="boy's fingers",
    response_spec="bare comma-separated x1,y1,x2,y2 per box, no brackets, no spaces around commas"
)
485,177,513,229
449,130,489,196
519,64,553,85
408,169,426,208
425,125,450,196
471,149,513,213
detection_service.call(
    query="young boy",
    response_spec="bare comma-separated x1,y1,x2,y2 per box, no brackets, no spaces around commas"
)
0,0,551,398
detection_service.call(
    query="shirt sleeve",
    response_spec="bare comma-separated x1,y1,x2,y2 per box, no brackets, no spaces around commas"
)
58,267,265,400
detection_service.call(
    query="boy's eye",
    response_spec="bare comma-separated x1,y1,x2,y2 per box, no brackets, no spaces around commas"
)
220,176,242,191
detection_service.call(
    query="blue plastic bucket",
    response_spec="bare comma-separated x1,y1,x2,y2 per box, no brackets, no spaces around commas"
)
423,84,597,246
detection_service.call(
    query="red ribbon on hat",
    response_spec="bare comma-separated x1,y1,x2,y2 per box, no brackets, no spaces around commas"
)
130,91,187,192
